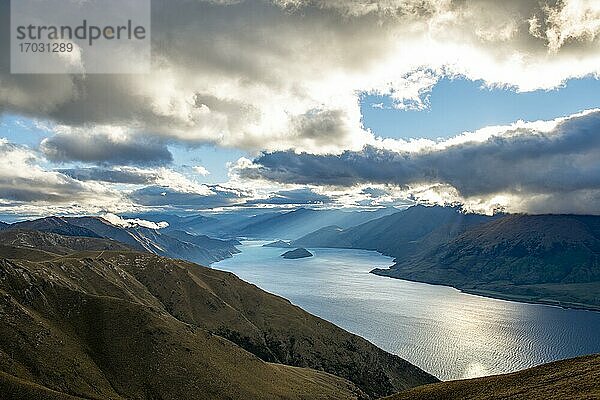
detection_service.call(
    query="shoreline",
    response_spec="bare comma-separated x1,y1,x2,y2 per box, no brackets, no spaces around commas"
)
370,269,600,313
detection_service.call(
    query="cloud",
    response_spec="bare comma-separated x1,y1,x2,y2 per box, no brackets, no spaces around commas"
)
233,109,600,214
246,188,333,205
58,167,159,184
193,165,211,176
0,139,127,210
40,126,173,165
102,213,169,230
1,0,599,155
129,185,247,209
59,165,214,193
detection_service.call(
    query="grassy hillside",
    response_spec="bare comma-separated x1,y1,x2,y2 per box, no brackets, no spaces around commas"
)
384,354,600,400
0,231,436,399
374,214,600,309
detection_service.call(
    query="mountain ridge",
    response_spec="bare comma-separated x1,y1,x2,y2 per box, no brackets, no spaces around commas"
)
2,216,239,266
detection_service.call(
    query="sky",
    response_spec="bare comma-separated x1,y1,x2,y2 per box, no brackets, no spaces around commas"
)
1,0,600,219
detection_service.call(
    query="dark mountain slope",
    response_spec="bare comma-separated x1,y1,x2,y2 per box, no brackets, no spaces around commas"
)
374,214,600,309
9,217,101,238
0,229,131,260
0,233,437,399
385,354,600,400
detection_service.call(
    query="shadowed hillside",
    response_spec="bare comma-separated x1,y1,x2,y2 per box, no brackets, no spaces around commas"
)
0,230,436,399
374,213,600,310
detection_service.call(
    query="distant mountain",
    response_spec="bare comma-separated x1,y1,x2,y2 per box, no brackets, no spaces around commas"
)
386,354,600,400
294,205,495,257
237,207,399,239
4,216,239,265
0,233,436,399
374,214,600,309
165,229,241,260
135,207,399,240
282,248,313,259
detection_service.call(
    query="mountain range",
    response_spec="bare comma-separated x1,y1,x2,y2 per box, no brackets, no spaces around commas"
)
295,205,600,310
137,207,399,239
0,229,436,399
0,216,239,266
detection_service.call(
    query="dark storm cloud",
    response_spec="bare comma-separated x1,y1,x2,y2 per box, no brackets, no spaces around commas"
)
237,111,600,199
130,185,246,208
40,132,173,166
57,167,159,184
246,188,333,205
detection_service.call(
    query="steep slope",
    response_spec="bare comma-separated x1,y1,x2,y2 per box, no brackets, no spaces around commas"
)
0,233,437,399
374,214,600,309
165,229,241,261
384,354,600,400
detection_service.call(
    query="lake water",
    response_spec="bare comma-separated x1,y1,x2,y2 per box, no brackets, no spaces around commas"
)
213,241,600,381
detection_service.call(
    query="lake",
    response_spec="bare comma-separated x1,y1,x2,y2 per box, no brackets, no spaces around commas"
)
213,241,600,381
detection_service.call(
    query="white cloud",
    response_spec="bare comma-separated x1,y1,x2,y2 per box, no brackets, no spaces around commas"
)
102,213,169,230
193,165,211,176
0,139,130,212
0,0,598,156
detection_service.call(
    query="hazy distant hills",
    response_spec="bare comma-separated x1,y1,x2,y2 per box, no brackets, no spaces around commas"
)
234,207,399,239
138,207,399,239
296,205,600,309
1,216,239,265
0,230,436,399
385,354,600,400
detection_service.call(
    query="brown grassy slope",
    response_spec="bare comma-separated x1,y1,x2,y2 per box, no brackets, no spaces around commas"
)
96,251,437,397
0,371,86,400
0,229,132,257
383,354,600,400
0,237,436,399
0,257,363,400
